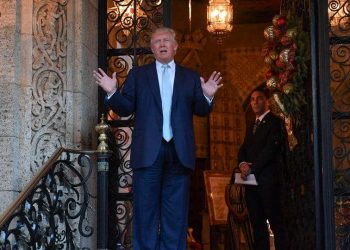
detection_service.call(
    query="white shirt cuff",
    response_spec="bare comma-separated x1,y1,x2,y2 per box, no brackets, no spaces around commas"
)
106,89,117,99
204,95,213,104
238,162,247,168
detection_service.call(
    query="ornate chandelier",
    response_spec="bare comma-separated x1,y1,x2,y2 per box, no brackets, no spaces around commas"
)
207,0,233,44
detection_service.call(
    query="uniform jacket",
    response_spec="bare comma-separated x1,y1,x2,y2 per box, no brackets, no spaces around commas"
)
238,112,285,184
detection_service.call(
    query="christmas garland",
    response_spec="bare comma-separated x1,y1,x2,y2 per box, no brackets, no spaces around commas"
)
262,14,309,127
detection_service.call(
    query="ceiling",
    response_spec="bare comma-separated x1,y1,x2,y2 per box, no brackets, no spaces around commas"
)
234,0,281,23
194,0,282,24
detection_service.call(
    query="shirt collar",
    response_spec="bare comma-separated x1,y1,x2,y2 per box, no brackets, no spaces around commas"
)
156,60,175,70
256,110,270,121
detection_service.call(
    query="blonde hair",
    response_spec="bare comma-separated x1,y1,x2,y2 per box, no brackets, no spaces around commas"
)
150,27,177,44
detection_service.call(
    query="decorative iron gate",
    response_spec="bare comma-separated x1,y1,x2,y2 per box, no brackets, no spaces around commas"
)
97,0,170,248
328,1,350,249
311,0,350,249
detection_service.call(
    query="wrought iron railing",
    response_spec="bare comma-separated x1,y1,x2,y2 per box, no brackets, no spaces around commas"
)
0,115,112,249
0,148,96,249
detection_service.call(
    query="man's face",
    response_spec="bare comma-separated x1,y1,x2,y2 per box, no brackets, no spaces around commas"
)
250,91,268,116
151,31,178,64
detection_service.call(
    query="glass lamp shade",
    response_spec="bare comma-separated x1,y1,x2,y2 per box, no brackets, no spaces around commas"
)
207,0,233,34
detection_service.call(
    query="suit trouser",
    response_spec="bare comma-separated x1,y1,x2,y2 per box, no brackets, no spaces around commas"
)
245,183,286,250
132,139,191,250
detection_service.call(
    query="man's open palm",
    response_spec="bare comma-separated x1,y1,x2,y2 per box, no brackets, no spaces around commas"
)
200,71,223,99
93,68,117,95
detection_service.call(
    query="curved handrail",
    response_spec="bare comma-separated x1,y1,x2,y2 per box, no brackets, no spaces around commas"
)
0,114,112,249
0,147,99,228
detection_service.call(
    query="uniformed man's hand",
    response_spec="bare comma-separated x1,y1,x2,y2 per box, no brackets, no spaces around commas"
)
239,162,252,180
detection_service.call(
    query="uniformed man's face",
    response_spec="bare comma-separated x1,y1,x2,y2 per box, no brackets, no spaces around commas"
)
151,31,178,64
250,91,268,116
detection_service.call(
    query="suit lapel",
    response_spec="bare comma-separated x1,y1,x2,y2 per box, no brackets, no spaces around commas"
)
256,112,271,133
250,112,271,136
146,62,162,111
172,64,184,109
260,112,271,125
146,62,184,112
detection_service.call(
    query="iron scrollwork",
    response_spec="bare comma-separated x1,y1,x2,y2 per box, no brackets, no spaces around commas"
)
0,151,95,249
107,0,163,50
107,127,133,249
328,0,350,249
329,0,350,35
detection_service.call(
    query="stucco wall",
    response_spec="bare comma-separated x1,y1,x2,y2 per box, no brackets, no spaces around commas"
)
0,0,99,220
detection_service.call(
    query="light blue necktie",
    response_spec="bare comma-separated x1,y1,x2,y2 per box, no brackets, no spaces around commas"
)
161,64,173,141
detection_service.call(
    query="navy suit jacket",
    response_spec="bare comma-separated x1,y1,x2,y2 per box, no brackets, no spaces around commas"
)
106,62,212,170
237,112,285,185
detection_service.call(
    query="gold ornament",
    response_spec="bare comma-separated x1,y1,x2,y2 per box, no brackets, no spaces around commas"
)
269,51,279,61
273,92,287,115
272,15,281,26
279,48,291,65
266,76,279,90
273,28,282,38
283,83,294,94
286,28,297,39
284,116,298,151
264,26,275,41
281,35,292,46
264,55,274,65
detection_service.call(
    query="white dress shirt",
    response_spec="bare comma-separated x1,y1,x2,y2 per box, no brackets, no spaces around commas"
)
108,60,213,104
156,60,176,93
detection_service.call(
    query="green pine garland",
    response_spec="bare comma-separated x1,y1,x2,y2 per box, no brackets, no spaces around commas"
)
262,13,309,127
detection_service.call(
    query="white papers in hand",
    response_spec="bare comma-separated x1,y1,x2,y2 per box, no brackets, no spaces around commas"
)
234,173,258,185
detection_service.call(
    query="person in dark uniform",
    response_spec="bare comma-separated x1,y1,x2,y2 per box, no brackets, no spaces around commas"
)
235,88,286,250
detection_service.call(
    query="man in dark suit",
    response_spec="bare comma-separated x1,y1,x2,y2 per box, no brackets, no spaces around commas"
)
236,88,286,250
93,27,222,250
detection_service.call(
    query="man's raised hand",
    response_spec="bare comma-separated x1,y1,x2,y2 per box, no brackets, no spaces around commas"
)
200,71,223,99
93,68,117,96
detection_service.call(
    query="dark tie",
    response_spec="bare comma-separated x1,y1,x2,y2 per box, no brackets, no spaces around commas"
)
252,119,260,134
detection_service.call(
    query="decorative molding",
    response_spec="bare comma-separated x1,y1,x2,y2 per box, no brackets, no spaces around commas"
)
209,83,244,171
31,0,68,171
176,29,209,158
176,29,207,74
222,47,263,55
209,46,265,171
220,47,267,102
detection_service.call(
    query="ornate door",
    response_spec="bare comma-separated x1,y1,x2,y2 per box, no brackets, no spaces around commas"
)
98,1,170,248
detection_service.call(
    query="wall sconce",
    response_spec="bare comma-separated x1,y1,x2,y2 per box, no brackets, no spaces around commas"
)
207,0,233,44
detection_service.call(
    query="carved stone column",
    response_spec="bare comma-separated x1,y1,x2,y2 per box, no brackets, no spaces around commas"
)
0,0,99,226
0,0,34,214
